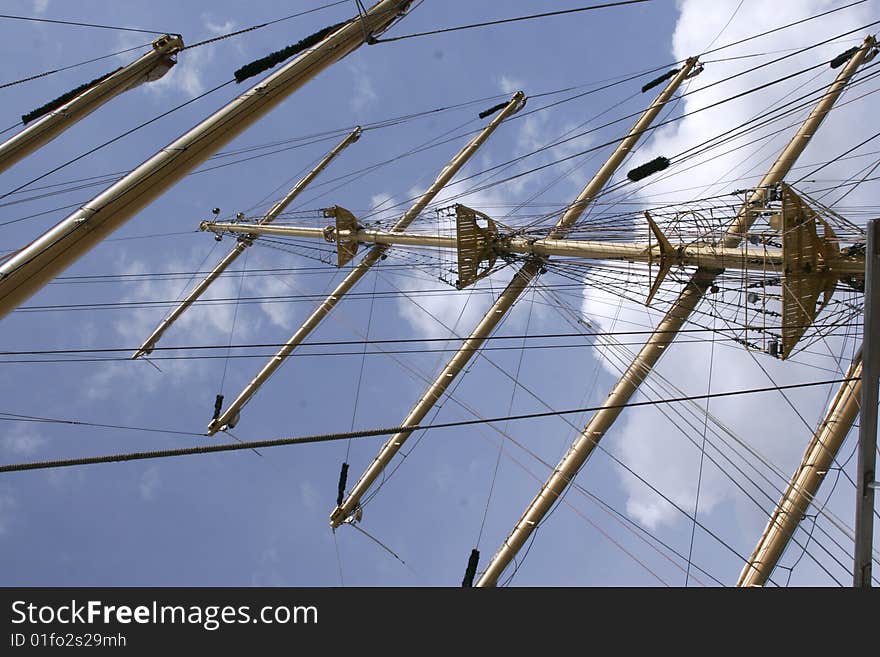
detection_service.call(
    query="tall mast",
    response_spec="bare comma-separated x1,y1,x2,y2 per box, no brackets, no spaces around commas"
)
207,90,527,435
331,59,699,529
476,36,877,587
131,126,363,359
0,0,417,320
0,34,183,175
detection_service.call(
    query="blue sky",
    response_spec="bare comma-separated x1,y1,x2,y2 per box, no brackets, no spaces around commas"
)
1,0,878,587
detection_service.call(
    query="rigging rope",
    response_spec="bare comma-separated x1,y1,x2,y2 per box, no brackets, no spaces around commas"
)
685,317,716,586
372,1,661,44
0,378,857,473
0,13,170,35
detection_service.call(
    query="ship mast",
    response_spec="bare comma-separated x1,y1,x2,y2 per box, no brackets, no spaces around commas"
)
0,0,417,320
0,34,183,175
207,90,528,435
330,59,700,529
476,36,877,587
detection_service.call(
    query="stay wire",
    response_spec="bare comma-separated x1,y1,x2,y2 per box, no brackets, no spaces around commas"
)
346,522,416,576
538,286,860,580
463,20,880,207
3,23,864,222
332,529,345,587
699,0,868,58
181,1,351,50
0,378,857,473
0,13,170,35
372,1,663,43
0,41,154,90
451,36,880,209
0,79,236,203
476,287,536,549
346,269,378,460
701,0,745,53
685,316,716,586
556,295,851,584
0,410,204,438
218,247,249,395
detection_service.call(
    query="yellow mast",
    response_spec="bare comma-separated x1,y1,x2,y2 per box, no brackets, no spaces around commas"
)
0,34,183,175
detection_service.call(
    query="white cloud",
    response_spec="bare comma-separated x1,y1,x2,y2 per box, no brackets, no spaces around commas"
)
392,268,495,340
369,192,396,221
139,466,161,501
83,249,262,400
499,75,525,95
147,45,211,98
0,491,16,536
32,0,49,15
113,252,256,347
299,480,319,510
205,19,236,36
578,0,875,534
251,274,296,330
1,422,45,455
250,546,287,586
349,60,378,112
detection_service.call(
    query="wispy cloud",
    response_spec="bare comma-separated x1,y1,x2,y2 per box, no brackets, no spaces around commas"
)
250,546,288,586
498,75,525,96
139,466,161,501
204,18,236,36
32,0,49,15
348,59,378,112
578,0,874,534
0,491,16,536
1,422,45,455
82,249,260,400
299,480,319,511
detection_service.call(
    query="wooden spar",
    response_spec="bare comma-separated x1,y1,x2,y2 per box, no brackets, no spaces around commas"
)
206,91,528,435
0,34,183,175
476,35,877,587
0,0,418,320
199,220,866,277
330,59,700,529
131,126,363,360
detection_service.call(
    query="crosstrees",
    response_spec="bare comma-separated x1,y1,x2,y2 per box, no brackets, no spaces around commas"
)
199,215,865,278
330,58,700,529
